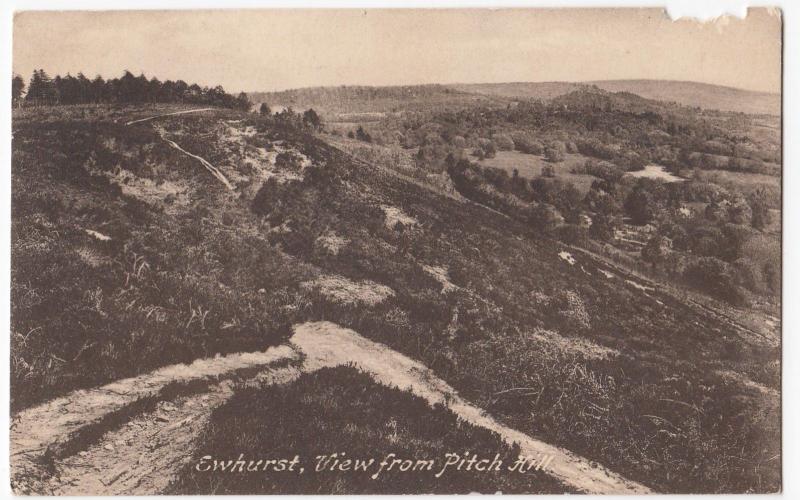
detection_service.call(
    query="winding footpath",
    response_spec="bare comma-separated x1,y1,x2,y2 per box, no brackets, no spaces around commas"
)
126,108,236,191
11,322,650,495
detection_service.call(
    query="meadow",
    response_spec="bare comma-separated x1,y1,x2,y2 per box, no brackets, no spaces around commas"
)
477,151,599,192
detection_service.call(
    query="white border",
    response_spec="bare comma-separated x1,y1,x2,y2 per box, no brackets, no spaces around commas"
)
1,1,795,499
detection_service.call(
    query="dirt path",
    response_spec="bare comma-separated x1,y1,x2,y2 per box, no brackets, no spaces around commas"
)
125,108,214,126
12,323,650,495
293,322,651,495
125,108,235,190
160,135,236,191
44,367,303,495
10,345,297,494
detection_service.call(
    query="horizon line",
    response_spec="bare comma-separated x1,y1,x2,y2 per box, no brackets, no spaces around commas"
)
246,78,781,96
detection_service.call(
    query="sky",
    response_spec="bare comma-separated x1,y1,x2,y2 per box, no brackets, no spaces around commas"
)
13,8,782,94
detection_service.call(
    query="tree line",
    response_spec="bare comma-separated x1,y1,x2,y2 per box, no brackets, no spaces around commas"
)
12,69,251,110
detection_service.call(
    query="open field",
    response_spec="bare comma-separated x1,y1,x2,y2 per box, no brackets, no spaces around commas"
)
697,169,781,190
477,151,599,192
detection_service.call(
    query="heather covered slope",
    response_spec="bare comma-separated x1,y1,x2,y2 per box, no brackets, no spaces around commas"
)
168,366,571,494
11,104,779,493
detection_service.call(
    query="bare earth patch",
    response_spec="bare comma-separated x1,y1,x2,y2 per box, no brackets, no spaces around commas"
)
381,204,418,230
83,228,111,241
625,279,654,292
558,251,576,265
106,169,191,207
302,274,395,306
315,231,350,255
422,264,459,293
530,328,619,361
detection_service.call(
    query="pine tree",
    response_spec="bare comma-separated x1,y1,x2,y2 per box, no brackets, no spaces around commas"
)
11,74,25,102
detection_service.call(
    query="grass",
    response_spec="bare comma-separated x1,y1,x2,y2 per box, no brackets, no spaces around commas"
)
168,366,570,494
477,151,599,193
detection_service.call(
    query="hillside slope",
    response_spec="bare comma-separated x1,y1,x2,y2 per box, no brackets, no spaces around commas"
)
11,105,780,493
587,80,780,115
249,84,498,119
449,80,780,115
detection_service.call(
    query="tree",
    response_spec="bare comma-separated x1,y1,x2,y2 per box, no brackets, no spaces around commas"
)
235,92,251,111
589,213,619,242
624,187,656,225
76,72,90,103
26,69,58,104
642,234,669,269
90,75,106,102
302,108,322,130
530,204,563,233
355,126,372,143
19,68,248,110
483,141,497,159
684,257,744,305
11,74,24,102
259,102,271,115
748,188,772,230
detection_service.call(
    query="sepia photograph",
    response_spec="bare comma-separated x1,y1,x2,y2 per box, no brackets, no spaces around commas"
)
8,7,782,495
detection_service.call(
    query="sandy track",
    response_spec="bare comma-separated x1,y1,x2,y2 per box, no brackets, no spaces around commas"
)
124,108,214,126
125,108,235,190
161,136,236,191
10,345,297,494
45,368,303,495
293,322,651,494
12,323,650,495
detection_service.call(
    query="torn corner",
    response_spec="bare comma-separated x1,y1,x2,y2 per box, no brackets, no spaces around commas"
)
664,4,780,23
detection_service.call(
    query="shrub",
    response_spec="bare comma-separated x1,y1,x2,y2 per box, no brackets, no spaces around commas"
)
530,203,563,233
683,257,745,305
544,145,565,163
512,133,543,155
493,133,515,151
355,126,372,143
555,224,588,245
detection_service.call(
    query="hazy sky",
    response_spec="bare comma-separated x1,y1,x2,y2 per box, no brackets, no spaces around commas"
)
13,8,782,93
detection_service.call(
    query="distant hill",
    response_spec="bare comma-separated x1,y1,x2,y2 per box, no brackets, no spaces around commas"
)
249,84,498,120
587,80,780,116
448,82,587,101
449,80,780,116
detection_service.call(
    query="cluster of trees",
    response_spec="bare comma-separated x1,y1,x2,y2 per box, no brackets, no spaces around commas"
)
347,126,372,143
257,103,324,132
13,70,251,110
389,88,777,179
446,152,778,304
